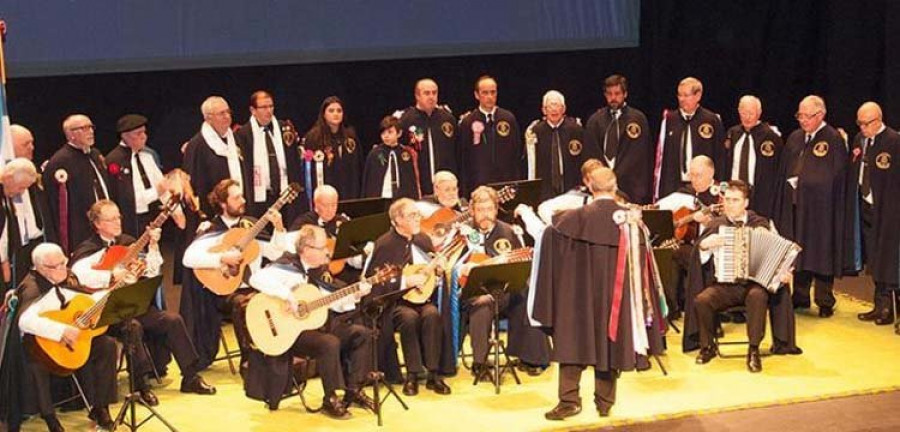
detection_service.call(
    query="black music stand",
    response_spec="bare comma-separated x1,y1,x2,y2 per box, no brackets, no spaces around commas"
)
358,287,412,426
461,261,531,394
641,209,675,246
487,179,542,224
331,212,391,261
338,197,391,219
95,276,177,431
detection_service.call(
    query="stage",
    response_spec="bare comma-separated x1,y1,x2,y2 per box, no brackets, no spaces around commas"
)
17,285,900,432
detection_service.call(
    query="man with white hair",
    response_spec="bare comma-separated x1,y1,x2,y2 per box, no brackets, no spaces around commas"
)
182,96,245,218
723,96,784,218
9,124,34,160
41,114,110,253
776,95,852,318
585,74,654,204
0,158,42,291
397,78,459,196
524,90,591,201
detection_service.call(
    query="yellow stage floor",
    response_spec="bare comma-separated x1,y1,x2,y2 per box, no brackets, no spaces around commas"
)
20,293,900,431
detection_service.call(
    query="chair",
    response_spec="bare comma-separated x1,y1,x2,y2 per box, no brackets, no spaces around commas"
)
53,375,93,414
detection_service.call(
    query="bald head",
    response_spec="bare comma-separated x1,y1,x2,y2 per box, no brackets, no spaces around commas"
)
586,166,617,197
414,78,439,113
689,155,715,193
10,124,35,160
857,102,884,138
797,95,826,134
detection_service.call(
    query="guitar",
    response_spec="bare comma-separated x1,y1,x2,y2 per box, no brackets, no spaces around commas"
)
30,262,147,375
323,214,351,276
673,203,722,241
92,195,180,271
246,265,399,356
458,247,533,288
402,236,467,304
196,183,302,296
420,185,516,239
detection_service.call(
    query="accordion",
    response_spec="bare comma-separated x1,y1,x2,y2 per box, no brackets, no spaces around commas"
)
713,226,802,293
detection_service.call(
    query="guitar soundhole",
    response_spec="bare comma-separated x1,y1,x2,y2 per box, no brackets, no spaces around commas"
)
434,226,447,237
296,302,309,320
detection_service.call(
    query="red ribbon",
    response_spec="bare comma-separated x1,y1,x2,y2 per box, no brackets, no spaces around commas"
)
608,227,628,342
58,180,69,252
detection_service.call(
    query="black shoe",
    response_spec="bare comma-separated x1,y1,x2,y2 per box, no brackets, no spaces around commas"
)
89,406,115,431
518,363,545,377
770,342,803,355
321,394,351,420
597,404,612,417
715,325,725,339
874,312,894,326
42,414,65,432
695,345,718,364
858,308,880,321
544,402,582,420
793,300,811,310
729,311,747,324
402,376,419,396
472,363,492,382
818,306,834,318
265,398,280,411
344,389,376,412
180,375,217,395
747,347,762,373
425,374,452,395
139,388,159,406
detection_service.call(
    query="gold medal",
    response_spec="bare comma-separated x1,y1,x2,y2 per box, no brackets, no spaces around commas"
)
441,122,454,138
760,140,776,157
401,151,411,162
497,121,511,137
876,152,891,169
813,141,829,157
626,122,641,139
493,238,512,253
698,123,714,139
568,139,583,156
346,138,357,154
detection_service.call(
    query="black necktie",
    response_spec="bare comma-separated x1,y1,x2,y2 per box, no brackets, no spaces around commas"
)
680,115,693,175
486,113,496,164
403,242,413,265
738,131,751,183
550,127,563,194
861,137,873,198
134,152,153,189
263,124,280,194
605,110,620,160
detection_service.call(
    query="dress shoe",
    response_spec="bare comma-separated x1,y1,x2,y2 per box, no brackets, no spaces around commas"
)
793,300,811,310
597,404,612,417
265,398,280,411
425,374,452,395
729,310,747,324
746,347,762,373
544,402,582,420
89,406,115,431
180,375,217,395
321,394,351,420
874,312,894,326
518,363,545,377
695,345,718,364
858,308,880,321
770,342,803,355
472,363,493,382
344,389,376,412
818,306,834,318
402,377,419,396
139,388,159,406
42,414,65,432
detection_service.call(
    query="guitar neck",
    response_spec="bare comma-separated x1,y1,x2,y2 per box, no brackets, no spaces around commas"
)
236,191,295,250
121,209,173,264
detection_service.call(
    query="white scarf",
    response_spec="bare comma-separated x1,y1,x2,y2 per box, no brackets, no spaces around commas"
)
123,142,165,213
250,116,288,202
201,122,243,186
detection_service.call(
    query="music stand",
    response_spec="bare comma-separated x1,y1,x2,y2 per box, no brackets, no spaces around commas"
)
357,287,412,426
338,197,391,219
461,261,531,394
641,210,675,246
332,212,391,261
486,179,542,224
95,276,177,431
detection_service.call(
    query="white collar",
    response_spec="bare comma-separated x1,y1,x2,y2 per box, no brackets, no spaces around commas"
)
479,106,497,117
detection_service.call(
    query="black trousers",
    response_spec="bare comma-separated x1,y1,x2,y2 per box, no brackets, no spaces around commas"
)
466,290,550,366
326,312,375,390
792,271,835,309
860,201,897,311
392,302,442,375
111,306,201,386
287,329,344,396
25,335,118,416
694,283,769,349
558,364,617,410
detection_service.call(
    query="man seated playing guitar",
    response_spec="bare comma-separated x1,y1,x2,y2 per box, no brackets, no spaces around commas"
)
456,186,550,378
181,178,290,368
16,243,118,431
248,224,375,418
363,198,452,396
70,200,216,406
416,171,467,249
288,185,364,281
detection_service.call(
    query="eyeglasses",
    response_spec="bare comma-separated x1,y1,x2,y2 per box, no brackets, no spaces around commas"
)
69,124,95,132
211,109,232,117
856,118,878,127
41,260,68,270
99,215,122,222
401,212,422,220
795,111,821,121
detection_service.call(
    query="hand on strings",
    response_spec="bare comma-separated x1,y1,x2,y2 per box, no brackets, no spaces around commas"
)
266,209,285,232
61,327,81,347
146,227,162,247
221,249,243,267
356,281,373,300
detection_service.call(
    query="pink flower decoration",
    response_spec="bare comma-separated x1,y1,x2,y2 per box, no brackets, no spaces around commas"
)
472,121,485,145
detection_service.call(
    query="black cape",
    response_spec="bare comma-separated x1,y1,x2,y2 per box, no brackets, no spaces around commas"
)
532,199,665,370
656,107,726,199
722,122,784,219
361,144,420,200
527,116,593,201
302,126,364,200
398,106,459,195
457,108,523,194
104,144,163,238
585,105,655,204
682,211,800,352
182,132,245,219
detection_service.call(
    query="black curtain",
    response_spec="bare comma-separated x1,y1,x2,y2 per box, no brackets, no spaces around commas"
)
6,0,896,172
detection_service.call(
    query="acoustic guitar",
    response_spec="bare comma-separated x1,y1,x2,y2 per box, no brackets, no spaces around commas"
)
420,185,516,239
246,265,399,356
92,195,180,271
672,203,722,241
31,262,147,375
196,183,301,296
402,235,467,304
458,247,533,288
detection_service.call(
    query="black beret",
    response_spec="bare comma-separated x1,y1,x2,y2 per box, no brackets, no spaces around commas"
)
116,114,148,134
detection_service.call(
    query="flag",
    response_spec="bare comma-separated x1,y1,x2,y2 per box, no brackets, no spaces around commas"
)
0,27,14,166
